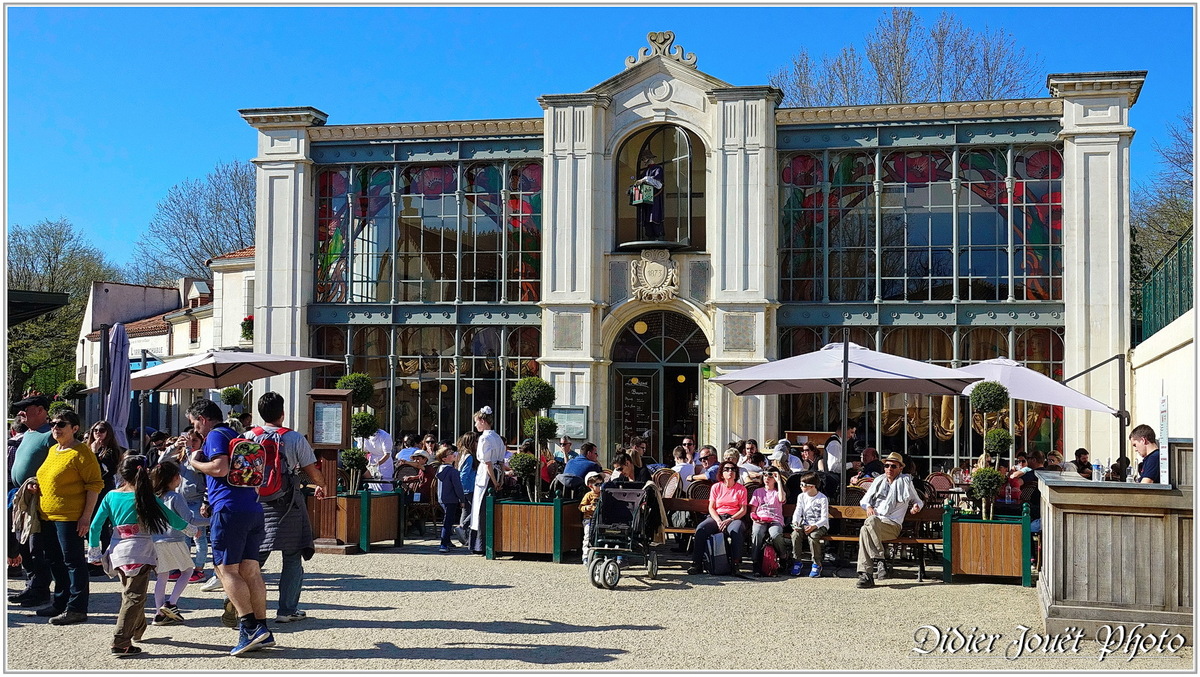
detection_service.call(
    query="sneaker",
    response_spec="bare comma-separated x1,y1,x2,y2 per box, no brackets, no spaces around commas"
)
35,605,63,617
167,571,182,581
438,546,449,553
856,572,875,589
824,552,837,563
809,564,823,578
200,575,223,592
49,610,88,625
111,645,144,658
275,610,306,624
789,562,804,577
164,601,182,615
158,604,184,623
255,626,276,648
188,570,207,584
221,598,238,628
152,612,180,626
10,591,50,607
685,565,703,575
230,627,261,656
874,560,889,580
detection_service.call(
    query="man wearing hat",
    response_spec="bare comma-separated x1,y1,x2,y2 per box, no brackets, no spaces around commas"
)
770,440,804,473
855,451,923,589
8,395,55,608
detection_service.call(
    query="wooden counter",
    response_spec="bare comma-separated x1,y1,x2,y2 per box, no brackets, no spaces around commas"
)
1037,471,1192,640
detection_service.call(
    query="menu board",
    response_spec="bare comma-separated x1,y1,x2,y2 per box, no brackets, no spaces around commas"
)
313,401,345,446
621,376,653,443
548,406,588,439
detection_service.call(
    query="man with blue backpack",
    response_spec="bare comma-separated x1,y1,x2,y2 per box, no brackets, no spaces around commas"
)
248,392,325,625
186,399,272,656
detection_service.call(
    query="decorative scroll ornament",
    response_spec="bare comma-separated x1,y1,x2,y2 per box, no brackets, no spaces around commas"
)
631,249,679,302
625,31,697,70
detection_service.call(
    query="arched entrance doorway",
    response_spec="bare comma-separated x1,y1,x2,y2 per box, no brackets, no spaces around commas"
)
610,310,709,463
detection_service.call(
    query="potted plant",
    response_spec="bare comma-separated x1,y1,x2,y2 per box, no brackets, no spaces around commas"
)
341,445,370,494
511,376,556,501
969,466,1005,520
336,373,375,412
507,452,540,502
240,315,254,342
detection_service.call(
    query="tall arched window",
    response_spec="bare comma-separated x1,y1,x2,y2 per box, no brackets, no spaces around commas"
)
615,124,706,251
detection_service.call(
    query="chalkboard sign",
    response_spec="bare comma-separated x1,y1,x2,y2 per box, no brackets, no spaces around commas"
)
621,375,654,443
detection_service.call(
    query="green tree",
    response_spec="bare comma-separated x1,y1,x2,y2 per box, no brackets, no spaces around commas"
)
7,218,126,403
770,8,1042,107
1131,113,1193,328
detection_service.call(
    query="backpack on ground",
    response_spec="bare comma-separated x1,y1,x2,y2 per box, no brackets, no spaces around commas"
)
249,426,294,502
704,532,731,576
761,542,779,577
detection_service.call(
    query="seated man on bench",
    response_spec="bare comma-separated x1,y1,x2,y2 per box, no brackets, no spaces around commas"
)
856,452,923,589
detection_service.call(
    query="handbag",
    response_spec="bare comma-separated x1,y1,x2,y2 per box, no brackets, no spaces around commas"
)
628,184,655,206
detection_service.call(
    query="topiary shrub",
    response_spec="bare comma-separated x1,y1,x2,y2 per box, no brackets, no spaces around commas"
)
983,427,1013,457
47,401,75,419
340,446,369,493
220,386,244,407
507,452,540,501
511,377,555,412
969,380,1009,414
336,373,375,408
56,380,87,402
969,466,1006,519
350,411,379,440
522,415,558,443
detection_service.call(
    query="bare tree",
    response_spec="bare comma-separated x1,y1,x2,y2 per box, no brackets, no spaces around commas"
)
770,8,1043,107
8,219,126,402
1132,113,1193,265
130,159,256,283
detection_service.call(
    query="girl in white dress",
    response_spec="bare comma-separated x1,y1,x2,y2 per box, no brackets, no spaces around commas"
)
469,407,507,554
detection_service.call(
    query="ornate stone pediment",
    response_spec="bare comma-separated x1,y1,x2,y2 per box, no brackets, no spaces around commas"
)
625,31,697,70
630,249,679,302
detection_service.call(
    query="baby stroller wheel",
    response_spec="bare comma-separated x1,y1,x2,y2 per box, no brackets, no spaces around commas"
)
601,558,621,589
588,557,606,588
646,550,659,579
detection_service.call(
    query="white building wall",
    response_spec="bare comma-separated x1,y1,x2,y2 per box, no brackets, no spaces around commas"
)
1131,309,1196,441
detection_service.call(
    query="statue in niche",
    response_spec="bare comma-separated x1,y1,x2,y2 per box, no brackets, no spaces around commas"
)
630,148,664,240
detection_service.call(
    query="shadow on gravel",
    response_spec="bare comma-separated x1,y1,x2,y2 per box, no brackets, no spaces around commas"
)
301,573,512,594
133,638,626,665
384,618,664,634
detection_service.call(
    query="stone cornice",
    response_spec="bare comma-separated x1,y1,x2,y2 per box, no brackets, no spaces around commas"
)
776,98,1062,125
309,118,542,141
537,93,612,110
1046,71,1148,106
239,107,328,129
708,86,784,105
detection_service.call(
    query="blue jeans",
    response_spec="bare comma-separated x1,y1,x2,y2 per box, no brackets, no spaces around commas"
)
186,500,208,570
40,520,88,612
440,503,462,547
691,516,746,568
257,549,303,616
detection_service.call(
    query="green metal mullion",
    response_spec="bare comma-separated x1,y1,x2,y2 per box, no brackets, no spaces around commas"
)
455,161,465,304
951,147,961,303
821,149,831,304
942,502,954,583
501,159,511,304
388,325,397,439
552,495,563,563
359,488,371,553
390,165,400,304
1005,145,1016,302
873,148,883,303
347,167,358,303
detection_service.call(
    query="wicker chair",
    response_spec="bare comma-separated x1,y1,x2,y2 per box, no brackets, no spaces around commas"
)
685,479,712,501
651,467,677,492
842,485,866,507
742,480,764,496
856,477,874,492
661,473,681,499
925,472,954,493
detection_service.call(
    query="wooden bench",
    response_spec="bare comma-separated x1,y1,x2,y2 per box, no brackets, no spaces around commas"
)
661,497,944,581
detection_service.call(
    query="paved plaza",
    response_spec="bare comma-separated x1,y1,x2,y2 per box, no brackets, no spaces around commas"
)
5,535,1192,672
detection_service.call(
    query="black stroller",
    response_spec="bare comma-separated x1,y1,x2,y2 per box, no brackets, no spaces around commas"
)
586,481,663,589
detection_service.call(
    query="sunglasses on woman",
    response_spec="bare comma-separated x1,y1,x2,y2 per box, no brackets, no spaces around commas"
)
92,427,106,434
50,421,71,429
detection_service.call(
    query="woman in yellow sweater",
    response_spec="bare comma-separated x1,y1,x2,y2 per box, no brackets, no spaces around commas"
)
32,410,103,625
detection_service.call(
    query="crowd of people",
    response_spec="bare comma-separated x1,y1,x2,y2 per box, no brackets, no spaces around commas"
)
6,392,325,658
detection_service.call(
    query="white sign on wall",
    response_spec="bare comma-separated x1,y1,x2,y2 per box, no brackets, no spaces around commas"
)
1159,391,1170,485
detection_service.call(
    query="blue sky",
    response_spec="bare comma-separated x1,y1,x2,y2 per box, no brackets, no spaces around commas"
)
6,5,1194,268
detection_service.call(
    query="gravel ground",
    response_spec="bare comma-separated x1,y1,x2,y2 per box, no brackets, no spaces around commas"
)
6,537,1193,671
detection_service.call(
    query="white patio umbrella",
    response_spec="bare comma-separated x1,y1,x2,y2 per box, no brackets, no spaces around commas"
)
959,358,1118,415
129,350,342,392
712,342,982,501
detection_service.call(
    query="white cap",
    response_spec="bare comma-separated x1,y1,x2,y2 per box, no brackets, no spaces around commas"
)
584,471,603,485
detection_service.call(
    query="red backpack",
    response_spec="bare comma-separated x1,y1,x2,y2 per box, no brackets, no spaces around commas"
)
228,426,292,501
761,542,780,577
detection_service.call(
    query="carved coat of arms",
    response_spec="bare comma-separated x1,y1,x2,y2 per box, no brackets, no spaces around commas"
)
631,249,679,302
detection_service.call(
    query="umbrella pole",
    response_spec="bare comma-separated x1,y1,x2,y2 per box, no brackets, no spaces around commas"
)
99,324,110,420
840,331,850,506
139,350,148,455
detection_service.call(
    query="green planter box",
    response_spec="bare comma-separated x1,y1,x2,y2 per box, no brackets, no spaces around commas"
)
484,494,583,563
941,503,1033,586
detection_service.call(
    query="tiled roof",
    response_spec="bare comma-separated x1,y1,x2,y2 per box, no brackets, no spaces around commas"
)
208,245,255,262
85,308,181,341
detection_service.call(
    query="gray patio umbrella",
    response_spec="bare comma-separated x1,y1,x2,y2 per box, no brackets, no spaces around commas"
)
104,323,131,448
712,341,982,502
128,350,342,392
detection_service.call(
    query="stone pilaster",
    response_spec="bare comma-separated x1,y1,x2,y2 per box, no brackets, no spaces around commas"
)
239,106,328,433
1049,71,1145,458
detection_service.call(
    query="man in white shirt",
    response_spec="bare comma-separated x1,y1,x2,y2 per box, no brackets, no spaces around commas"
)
823,422,858,475
856,451,923,589
670,446,695,493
